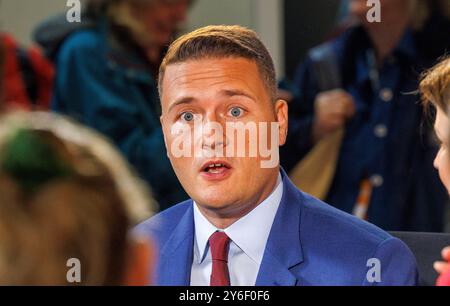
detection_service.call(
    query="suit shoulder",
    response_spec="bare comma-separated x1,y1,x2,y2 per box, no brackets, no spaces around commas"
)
299,191,391,246
134,200,192,238
296,191,417,285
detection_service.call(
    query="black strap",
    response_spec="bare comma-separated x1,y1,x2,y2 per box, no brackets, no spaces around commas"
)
16,47,38,104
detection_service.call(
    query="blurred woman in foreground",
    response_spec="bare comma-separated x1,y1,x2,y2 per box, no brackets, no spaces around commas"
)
0,112,156,285
420,56,450,286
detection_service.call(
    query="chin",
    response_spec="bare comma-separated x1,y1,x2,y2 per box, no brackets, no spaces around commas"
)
194,192,235,209
199,193,228,206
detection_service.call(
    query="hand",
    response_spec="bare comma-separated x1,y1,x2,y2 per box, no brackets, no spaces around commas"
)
434,246,450,274
312,89,355,142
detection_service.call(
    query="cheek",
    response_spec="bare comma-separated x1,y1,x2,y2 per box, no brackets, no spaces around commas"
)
163,121,193,158
436,148,448,166
435,149,450,189
435,149,444,171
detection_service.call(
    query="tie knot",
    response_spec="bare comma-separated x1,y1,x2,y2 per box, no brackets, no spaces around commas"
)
209,231,230,262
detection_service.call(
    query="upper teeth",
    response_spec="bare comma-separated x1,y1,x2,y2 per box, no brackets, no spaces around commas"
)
208,164,223,168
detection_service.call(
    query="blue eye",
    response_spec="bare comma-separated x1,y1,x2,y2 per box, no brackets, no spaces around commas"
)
230,107,243,118
181,112,194,122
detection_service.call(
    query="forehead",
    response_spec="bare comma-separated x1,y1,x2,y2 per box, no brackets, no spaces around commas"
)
160,57,268,103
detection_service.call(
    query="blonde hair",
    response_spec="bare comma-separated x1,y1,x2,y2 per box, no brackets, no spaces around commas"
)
0,112,156,285
420,56,450,113
159,25,277,102
0,112,156,221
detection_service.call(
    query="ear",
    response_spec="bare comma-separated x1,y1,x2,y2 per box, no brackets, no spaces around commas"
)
274,99,288,146
123,237,155,286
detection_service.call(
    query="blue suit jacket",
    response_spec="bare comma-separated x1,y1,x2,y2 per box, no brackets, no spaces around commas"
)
135,171,418,286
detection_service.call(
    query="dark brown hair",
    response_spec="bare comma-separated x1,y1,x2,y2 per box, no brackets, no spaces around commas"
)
158,25,277,102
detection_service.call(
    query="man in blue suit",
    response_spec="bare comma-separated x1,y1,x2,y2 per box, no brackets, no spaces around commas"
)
135,25,418,286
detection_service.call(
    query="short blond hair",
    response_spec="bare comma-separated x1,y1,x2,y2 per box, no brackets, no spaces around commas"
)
158,25,277,102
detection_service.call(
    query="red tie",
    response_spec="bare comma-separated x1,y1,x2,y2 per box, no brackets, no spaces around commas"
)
209,231,231,286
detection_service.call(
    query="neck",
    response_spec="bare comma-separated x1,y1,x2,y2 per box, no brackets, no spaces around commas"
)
197,173,280,229
364,15,410,63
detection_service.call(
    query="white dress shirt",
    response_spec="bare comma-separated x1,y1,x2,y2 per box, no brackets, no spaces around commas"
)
190,174,283,286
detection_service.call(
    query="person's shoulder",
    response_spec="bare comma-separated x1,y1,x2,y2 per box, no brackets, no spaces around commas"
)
295,190,417,285
299,191,391,246
57,29,104,62
134,199,192,240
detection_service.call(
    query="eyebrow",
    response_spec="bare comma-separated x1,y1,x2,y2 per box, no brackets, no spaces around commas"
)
167,89,256,114
168,97,195,113
221,89,256,102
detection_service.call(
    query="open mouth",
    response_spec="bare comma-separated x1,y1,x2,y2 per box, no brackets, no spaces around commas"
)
200,161,232,175
202,163,231,174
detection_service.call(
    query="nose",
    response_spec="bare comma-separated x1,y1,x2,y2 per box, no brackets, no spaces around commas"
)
434,153,440,170
202,135,225,151
200,113,227,152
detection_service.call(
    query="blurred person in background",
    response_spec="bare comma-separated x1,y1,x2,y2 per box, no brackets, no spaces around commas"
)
420,56,450,286
34,0,192,210
0,33,53,112
0,111,155,285
282,0,450,231
0,36,4,110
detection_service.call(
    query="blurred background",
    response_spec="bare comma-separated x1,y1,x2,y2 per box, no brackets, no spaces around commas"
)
1,0,450,286
1,0,449,231
0,0,345,81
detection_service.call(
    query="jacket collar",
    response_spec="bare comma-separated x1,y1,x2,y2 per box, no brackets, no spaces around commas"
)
255,169,304,286
157,203,195,286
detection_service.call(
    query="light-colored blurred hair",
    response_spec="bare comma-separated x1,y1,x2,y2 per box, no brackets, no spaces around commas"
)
159,25,277,102
421,56,450,113
0,112,156,221
0,111,155,285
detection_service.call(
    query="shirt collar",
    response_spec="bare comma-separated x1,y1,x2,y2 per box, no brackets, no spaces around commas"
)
193,173,283,265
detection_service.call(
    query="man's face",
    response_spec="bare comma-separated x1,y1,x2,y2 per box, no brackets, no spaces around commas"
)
160,57,288,218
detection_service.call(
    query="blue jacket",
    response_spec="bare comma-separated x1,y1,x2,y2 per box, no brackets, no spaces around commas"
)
135,170,418,286
50,19,187,209
281,20,450,232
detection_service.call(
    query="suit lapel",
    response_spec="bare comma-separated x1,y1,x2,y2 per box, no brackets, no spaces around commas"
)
157,202,195,286
256,169,304,286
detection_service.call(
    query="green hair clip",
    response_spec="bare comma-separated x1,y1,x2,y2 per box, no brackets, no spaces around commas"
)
0,129,74,193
